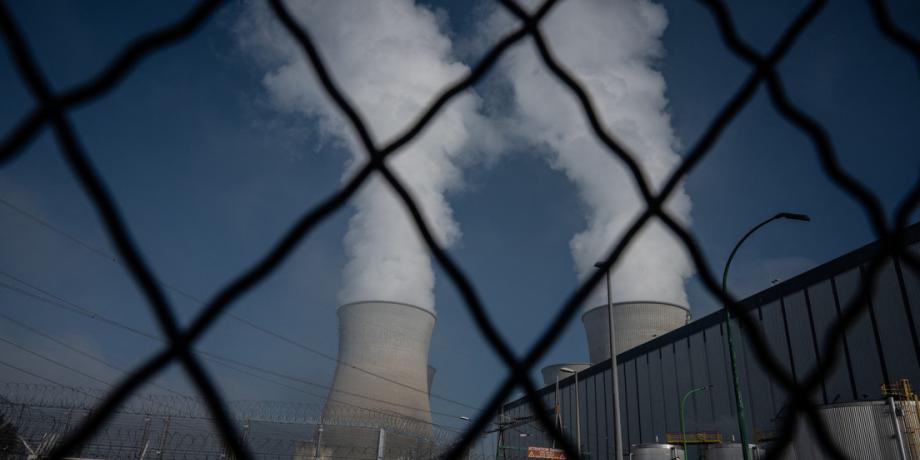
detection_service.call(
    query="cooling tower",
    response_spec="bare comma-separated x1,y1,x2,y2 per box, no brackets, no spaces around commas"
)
322,301,436,435
540,363,591,386
582,301,689,363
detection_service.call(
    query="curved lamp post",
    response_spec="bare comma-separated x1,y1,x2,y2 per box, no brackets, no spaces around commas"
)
722,212,811,460
680,385,712,457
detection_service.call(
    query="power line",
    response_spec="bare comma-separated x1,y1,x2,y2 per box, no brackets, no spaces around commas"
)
0,323,460,434
0,194,481,413
0,358,103,403
199,351,463,433
0,310,186,397
0,197,115,263
0,334,113,388
0,273,160,341
0,332,201,419
195,349,466,420
0,272,470,427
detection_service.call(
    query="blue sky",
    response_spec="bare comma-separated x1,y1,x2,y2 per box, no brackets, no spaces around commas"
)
0,0,918,436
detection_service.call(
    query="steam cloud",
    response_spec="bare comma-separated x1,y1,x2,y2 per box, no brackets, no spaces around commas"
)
240,0,693,311
490,0,694,307
239,1,492,311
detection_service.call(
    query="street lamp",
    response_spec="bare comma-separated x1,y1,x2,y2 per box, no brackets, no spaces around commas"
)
594,261,623,460
679,385,712,457
459,416,486,460
560,367,581,456
722,212,810,460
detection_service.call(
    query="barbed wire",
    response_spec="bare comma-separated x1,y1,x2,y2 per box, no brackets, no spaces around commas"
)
0,273,472,425
0,0,916,459
0,382,459,442
3,400,452,460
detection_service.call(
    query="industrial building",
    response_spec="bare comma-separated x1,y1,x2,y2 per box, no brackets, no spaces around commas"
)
501,223,920,459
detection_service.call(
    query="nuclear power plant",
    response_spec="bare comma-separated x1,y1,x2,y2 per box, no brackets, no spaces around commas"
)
311,297,695,458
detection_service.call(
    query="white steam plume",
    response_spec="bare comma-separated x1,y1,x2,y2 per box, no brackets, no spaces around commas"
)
239,1,493,311
492,0,694,307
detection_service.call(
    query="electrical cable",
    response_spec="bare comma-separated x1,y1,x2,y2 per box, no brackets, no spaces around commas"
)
0,334,390,441
0,333,202,420
0,195,482,413
0,273,470,429
0,311,185,397
0,358,103,403
0,335,113,388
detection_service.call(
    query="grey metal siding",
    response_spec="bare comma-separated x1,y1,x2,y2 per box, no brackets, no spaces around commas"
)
899,243,920,362
688,332,710,427
648,349,667,440
636,354,653,441
807,280,850,404
501,224,920,458
783,292,819,395
870,260,920,384
835,268,886,399
661,345,679,434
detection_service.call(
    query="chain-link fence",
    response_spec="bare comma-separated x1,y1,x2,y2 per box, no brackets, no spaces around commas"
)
0,0,918,459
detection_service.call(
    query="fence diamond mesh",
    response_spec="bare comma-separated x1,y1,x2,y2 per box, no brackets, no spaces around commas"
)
0,0,918,459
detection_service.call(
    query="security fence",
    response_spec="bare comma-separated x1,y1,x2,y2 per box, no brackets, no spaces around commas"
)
0,0,918,459
0,383,459,459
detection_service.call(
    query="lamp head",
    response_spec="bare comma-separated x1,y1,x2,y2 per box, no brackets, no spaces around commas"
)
560,367,575,374
777,212,811,222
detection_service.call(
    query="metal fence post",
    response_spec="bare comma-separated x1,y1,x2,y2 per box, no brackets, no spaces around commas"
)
139,415,151,460
314,419,323,460
889,397,909,460
376,428,386,460
157,416,170,460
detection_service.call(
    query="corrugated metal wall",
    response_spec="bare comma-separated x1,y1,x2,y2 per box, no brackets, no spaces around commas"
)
500,225,920,459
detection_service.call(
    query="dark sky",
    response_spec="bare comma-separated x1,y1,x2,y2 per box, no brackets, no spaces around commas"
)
0,0,918,437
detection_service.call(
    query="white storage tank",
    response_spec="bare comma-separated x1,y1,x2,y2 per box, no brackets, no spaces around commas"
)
582,301,690,363
629,443,684,460
701,443,763,459
786,399,917,459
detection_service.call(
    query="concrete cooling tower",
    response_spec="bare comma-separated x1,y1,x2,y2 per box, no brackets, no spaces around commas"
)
322,301,435,428
582,301,690,364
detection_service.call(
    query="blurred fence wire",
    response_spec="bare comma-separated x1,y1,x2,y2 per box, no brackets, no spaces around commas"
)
0,0,918,459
